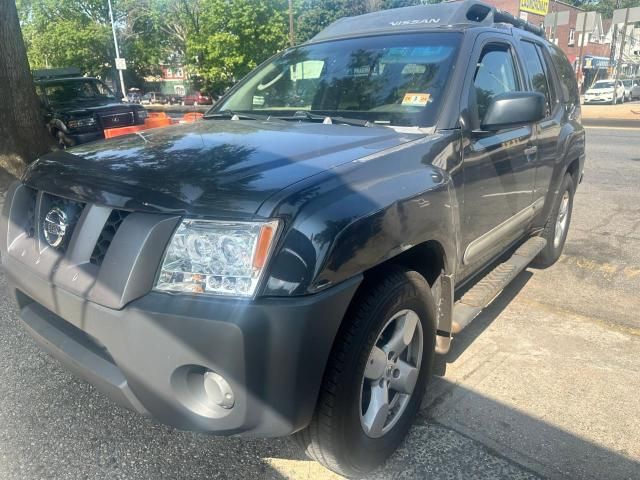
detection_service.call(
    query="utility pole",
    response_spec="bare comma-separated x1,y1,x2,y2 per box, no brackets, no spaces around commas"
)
613,7,630,103
288,0,295,47
551,0,558,44
577,11,588,92
107,0,127,100
609,0,621,80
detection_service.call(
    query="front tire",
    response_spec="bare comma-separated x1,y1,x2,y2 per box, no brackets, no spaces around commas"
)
294,267,436,478
533,173,575,268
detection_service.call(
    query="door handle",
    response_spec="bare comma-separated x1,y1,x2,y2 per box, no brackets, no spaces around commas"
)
524,146,538,161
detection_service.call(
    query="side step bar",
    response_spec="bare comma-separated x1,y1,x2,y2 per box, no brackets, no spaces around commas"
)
451,237,547,334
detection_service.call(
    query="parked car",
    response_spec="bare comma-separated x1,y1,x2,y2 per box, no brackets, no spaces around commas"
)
583,79,625,104
127,88,142,104
4,2,584,477
631,80,640,100
182,91,213,105
33,68,147,148
166,94,184,105
140,92,168,105
621,79,634,101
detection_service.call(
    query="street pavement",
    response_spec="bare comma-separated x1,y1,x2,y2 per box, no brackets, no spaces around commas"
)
0,127,639,479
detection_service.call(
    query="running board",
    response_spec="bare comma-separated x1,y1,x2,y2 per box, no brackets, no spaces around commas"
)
451,237,547,334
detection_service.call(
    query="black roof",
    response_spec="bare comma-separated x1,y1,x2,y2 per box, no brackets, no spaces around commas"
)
310,0,545,43
35,76,99,85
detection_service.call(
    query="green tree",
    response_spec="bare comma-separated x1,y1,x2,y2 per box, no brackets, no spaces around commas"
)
186,0,289,94
17,0,169,86
295,0,367,43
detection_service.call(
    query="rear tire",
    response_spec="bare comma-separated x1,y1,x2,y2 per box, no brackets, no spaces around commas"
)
294,267,436,478
533,173,575,268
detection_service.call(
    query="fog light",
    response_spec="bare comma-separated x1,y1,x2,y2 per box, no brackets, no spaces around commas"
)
203,371,235,409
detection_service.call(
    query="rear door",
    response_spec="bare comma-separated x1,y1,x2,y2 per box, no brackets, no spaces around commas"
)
517,39,562,207
460,36,538,270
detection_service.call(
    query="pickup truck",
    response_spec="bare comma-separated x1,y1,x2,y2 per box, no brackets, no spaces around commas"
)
2,1,584,477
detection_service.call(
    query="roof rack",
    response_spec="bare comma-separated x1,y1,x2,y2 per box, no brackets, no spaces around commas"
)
310,0,545,43
32,67,82,80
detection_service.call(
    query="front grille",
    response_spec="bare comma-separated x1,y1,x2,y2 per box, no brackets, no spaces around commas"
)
19,190,128,264
100,112,135,129
6,184,180,309
90,209,129,266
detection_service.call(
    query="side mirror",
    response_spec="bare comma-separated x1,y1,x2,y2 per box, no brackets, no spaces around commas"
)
481,92,545,131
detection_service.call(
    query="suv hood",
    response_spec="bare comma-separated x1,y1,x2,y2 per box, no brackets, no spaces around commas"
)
23,119,422,217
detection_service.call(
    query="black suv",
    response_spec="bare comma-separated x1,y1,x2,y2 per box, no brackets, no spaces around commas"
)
33,68,148,148
3,2,584,477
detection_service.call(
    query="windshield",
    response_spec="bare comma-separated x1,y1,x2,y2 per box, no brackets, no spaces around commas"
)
592,81,614,89
622,80,632,87
42,79,115,105
216,33,461,127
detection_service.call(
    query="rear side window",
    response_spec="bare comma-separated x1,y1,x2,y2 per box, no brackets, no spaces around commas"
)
473,45,520,123
546,43,579,104
520,41,553,116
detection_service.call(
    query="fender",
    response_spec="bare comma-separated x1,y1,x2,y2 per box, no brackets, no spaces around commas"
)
260,131,462,297
538,116,585,225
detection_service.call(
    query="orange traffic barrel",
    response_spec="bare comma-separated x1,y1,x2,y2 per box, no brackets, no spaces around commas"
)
183,112,204,123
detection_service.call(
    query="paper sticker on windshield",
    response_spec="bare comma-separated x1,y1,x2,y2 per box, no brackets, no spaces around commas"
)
402,93,430,106
252,95,265,106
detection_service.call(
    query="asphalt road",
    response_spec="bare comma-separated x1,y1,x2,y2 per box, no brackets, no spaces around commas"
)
0,127,639,480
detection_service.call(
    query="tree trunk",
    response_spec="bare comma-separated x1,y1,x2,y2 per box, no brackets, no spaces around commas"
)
0,0,53,177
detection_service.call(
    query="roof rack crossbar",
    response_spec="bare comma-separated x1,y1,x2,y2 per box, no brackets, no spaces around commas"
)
493,8,545,38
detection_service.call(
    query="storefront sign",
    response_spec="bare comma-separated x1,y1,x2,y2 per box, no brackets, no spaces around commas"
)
520,0,549,16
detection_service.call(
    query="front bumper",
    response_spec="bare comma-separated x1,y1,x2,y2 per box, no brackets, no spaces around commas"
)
583,96,613,104
3,254,360,436
66,130,105,145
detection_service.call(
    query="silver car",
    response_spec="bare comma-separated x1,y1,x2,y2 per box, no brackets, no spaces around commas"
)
622,79,634,101
631,80,640,101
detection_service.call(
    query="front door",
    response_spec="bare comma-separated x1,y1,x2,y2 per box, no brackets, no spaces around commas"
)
460,39,538,273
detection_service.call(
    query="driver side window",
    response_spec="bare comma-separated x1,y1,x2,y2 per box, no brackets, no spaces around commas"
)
473,45,520,124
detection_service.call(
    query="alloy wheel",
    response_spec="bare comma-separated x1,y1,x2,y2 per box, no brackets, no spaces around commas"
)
360,309,423,438
554,190,570,249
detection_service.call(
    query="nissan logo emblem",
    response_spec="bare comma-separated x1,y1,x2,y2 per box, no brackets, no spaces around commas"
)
43,207,69,248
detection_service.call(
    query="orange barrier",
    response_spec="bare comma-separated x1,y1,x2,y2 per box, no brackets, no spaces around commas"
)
182,112,204,123
103,115,175,139
104,125,145,139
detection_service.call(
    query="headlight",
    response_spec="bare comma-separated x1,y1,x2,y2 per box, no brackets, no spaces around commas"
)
155,219,280,297
67,117,96,129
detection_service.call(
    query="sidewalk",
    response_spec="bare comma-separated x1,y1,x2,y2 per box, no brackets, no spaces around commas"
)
582,103,640,120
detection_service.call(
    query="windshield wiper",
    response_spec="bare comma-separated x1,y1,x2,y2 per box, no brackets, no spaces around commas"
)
278,111,375,128
204,109,276,121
